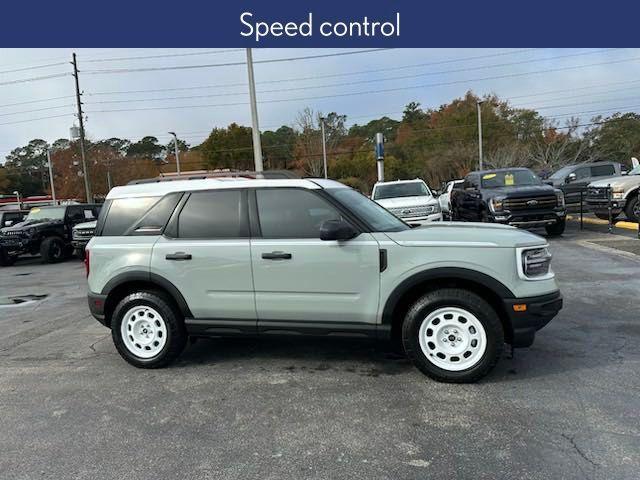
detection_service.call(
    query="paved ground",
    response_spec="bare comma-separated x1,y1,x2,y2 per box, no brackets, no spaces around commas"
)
1,226,639,480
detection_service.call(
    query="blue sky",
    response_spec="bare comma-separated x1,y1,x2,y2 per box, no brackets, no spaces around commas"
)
1,48,639,159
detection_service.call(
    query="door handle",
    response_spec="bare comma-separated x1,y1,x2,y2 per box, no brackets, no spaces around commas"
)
166,252,192,261
261,251,292,260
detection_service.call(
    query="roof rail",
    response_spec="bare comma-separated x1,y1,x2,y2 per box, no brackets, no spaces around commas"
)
127,169,299,185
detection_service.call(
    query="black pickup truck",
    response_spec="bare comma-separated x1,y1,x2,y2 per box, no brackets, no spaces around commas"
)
451,168,567,236
0,204,100,266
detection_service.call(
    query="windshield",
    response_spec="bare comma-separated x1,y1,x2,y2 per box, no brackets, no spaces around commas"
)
326,188,409,232
549,166,574,180
373,182,431,200
26,207,66,221
629,165,640,176
481,170,542,188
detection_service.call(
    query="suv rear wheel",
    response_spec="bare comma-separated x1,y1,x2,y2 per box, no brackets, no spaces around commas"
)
401,288,504,383
111,291,187,368
625,195,638,222
40,237,65,263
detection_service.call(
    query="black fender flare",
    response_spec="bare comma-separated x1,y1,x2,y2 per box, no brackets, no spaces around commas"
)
381,267,515,325
101,271,193,318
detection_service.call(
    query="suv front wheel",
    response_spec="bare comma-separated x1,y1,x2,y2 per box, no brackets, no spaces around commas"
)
402,288,504,383
111,291,187,368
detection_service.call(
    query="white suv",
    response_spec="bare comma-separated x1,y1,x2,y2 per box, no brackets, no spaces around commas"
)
371,179,442,224
86,178,562,383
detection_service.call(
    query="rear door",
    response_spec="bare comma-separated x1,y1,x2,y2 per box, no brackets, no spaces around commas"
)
150,189,256,323
249,187,380,326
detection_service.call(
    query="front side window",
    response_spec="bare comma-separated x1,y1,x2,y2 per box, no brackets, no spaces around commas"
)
257,188,343,238
325,188,409,232
480,170,541,188
574,167,590,180
178,190,245,238
373,182,431,200
102,197,160,236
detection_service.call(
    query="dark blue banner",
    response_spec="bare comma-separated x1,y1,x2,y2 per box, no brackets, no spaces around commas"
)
2,0,640,47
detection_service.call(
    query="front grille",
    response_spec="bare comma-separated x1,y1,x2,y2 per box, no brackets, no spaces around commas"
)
587,187,610,200
503,195,557,211
73,229,94,239
388,205,437,218
1,230,24,237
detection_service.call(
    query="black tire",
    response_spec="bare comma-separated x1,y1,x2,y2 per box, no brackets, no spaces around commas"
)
545,218,566,237
111,291,187,368
40,237,65,263
594,212,619,221
625,195,638,222
0,248,15,266
401,288,504,383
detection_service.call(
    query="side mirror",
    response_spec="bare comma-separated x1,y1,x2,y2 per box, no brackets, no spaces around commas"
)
320,219,358,241
4,220,13,227
566,173,577,183
544,180,554,186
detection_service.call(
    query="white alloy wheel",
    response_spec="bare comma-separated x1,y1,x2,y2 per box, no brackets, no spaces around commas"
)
418,306,487,371
120,306,168,359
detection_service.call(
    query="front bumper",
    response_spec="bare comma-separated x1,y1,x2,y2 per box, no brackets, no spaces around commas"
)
0,236,36,254
503,291,563,347
402,213,443,225
71,239,90,250
88,292,108,326
491,209,566,228
586,198,626,213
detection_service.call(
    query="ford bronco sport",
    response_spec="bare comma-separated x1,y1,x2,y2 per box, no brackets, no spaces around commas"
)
86,178,562,383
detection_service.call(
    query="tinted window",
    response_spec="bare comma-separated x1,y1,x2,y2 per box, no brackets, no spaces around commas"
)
257,189,342,238
480,170,541,188
130,193,182,234
178,190,245,238
102,197,160,236
574,167,590,180
591,165,615,177
372,182,431,200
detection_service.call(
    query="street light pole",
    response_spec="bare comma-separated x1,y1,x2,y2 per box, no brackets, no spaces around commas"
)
168,131,181,175
46,149,56,204
319,117,328,179
245,48,264,173
476,100,484,171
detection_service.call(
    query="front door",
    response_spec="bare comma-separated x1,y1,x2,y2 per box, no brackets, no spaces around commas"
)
150,189,256,321
250,188,380,325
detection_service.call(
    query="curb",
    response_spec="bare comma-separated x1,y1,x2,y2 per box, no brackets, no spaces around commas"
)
566,215,639,231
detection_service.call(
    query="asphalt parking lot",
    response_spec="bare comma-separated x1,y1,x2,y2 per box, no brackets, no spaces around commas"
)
1,224,639,480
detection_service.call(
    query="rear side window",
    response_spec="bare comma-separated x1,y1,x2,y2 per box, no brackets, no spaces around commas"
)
591,165,615,177
177,190,246,238
102,197,160,236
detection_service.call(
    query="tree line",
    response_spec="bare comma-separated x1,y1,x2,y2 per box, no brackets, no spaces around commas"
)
2,91,640,198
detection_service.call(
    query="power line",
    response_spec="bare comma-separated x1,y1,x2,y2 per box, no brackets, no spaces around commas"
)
81,48,391,74
0,95,76,109
0,112,73,127
0,72,70,87
82,48,244,63
0,104,76,118
0,61,68,75
85,48,607,97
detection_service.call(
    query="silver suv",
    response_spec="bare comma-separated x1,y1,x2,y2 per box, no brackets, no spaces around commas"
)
86,178,562,383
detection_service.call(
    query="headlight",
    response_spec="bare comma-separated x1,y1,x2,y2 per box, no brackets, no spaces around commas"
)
555,191,565,208
521,247,552,278
432,203,441,213
489,197,505,212
26,228,36,236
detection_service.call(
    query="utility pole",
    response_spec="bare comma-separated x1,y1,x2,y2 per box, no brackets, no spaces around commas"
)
46,149,56,204
107,170,113,190
319,117,328,178
476,100,484,171
71,53,92,203
168,132,181,175
245,48,263,173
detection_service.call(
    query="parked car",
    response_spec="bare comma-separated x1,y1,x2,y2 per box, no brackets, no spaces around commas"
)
0,210,29,228
438,180,464,219
547,161,622,206
72,220,97,259
371,179,442,224
451,168,566,236
0,204,100,266
586,163,640,222
86,178,562,383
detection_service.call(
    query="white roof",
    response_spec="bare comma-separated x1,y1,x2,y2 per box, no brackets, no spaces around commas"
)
105,177,346,200
373,178,426,187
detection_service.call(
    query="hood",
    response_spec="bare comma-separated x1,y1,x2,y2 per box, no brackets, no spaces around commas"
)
375,195,437,208
589,174,640,188
1,218,62,232
385,222,546,248
484,184,556,198
73,220,97,230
